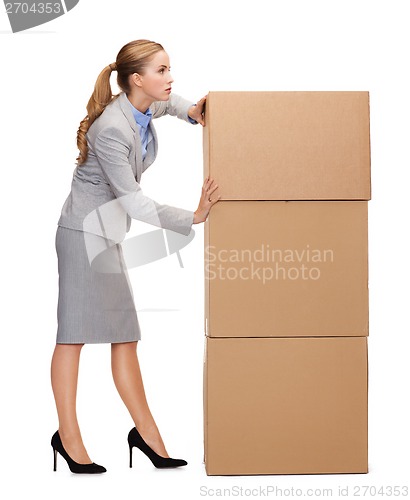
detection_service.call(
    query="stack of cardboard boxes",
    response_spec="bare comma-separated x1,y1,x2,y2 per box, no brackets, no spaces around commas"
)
202,91,371,475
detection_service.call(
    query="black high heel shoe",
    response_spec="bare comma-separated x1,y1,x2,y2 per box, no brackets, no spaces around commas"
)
128,427,187,469
51,430,107,474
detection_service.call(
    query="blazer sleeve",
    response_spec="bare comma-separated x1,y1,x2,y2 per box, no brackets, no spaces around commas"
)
93,125,194,236
151,92,198,124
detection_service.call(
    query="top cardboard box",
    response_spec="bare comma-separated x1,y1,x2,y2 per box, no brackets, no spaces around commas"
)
203,91,371,200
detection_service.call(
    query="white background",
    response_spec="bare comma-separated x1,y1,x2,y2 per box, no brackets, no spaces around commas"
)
1,0,409,498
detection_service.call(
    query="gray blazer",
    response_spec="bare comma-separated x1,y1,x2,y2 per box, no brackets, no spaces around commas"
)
57,91,198,242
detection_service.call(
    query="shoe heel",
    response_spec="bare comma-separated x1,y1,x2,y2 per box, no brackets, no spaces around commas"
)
129,444,133,468
53,448,57,472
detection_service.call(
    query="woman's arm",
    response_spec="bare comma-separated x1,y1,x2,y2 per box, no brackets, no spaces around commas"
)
94,125,194,236
151,92,206,126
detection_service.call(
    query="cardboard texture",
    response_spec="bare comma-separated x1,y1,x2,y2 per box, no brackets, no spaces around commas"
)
203,91,371,200
205,200,369,337
202,90,370,475
203,336,368,475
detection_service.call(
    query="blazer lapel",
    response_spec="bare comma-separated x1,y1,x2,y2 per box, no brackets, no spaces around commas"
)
118,91,137,133
117,92,144,182
142,121,158,173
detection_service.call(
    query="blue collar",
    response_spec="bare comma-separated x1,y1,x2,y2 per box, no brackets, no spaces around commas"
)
126,95,152,129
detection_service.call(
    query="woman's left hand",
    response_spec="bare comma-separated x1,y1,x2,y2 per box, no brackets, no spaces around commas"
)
188,95,207,126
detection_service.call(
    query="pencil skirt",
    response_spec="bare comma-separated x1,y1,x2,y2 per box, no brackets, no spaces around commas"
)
55,225,141,344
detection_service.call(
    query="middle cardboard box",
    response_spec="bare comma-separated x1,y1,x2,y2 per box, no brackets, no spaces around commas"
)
204,200,368,338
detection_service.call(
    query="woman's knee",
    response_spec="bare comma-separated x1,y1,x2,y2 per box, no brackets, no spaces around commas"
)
55,342,85,353
111,341,138,352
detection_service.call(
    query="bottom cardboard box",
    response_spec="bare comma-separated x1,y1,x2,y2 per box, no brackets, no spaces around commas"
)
203,336,368,475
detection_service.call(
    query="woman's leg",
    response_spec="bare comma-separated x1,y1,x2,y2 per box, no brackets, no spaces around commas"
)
111,341,170,457
50,343,92,464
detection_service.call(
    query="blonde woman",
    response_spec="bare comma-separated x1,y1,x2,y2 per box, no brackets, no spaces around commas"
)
51,39,220,474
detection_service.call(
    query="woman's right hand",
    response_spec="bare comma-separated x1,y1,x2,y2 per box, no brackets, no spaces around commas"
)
193,176,221,224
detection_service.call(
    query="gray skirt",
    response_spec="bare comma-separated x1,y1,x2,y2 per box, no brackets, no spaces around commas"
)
55,225,141,344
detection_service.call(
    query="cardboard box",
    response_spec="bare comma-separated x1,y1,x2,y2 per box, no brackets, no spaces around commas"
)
205,200,368,337
203,91,371,200
203,336,368,475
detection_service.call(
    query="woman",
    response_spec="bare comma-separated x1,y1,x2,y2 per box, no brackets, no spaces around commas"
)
51,39,220,474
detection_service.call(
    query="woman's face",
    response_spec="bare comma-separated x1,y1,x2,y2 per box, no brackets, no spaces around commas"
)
136,50,174,101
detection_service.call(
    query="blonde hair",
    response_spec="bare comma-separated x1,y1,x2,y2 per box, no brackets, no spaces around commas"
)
76,39,164,166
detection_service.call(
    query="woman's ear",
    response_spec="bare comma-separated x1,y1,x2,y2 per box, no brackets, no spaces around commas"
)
130,72,144,88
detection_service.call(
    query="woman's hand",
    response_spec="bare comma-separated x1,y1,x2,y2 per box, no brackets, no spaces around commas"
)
188,94,207,126
193,176,221,224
